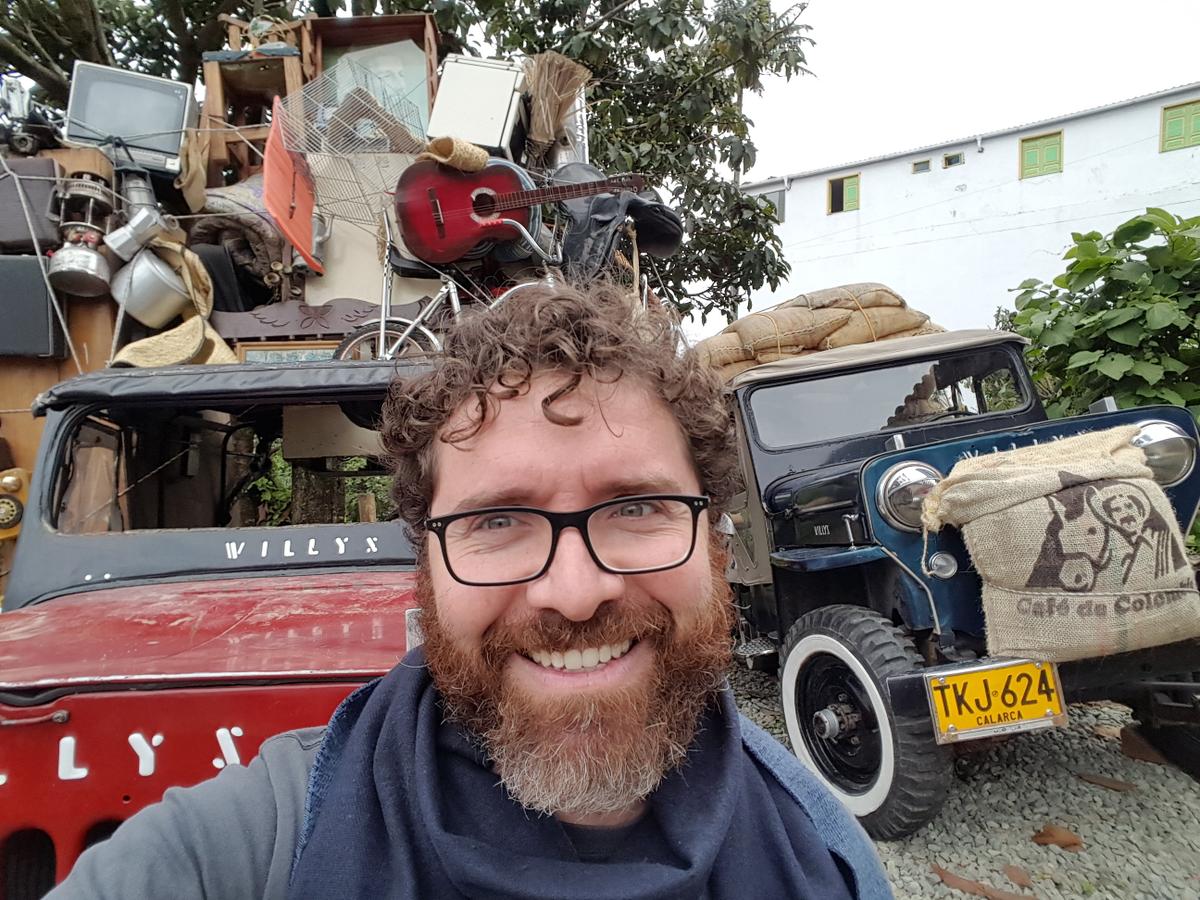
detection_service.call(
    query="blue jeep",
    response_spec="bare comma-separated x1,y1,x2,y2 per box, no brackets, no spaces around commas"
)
725,328,1200,839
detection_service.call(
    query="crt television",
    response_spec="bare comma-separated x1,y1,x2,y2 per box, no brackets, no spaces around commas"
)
65,62,198,175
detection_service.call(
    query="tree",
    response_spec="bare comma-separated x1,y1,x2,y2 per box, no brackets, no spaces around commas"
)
1009,208,1200,422
1,0,812,322
0,0,289,104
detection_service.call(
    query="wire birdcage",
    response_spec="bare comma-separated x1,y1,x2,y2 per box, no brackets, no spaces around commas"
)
276,59,424,228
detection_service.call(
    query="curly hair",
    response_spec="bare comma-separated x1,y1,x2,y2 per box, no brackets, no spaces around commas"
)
379,280,739,541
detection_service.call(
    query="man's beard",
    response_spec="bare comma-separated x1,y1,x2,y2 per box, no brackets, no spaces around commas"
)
417,538,734,819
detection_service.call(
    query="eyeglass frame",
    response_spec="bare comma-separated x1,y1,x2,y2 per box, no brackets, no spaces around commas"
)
425,494,711,587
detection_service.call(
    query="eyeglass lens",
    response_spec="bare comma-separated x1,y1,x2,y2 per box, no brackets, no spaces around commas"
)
443,497,698,584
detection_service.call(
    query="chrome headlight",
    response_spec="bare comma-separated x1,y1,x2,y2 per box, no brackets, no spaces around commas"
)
877,462,942,532
1132,420,1197,486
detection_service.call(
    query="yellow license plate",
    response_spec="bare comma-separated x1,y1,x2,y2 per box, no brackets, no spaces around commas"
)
925,659,1067,744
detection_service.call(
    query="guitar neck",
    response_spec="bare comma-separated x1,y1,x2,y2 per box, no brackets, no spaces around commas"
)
494,180,638,212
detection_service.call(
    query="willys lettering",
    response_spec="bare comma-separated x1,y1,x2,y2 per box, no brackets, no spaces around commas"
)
223,534,382,562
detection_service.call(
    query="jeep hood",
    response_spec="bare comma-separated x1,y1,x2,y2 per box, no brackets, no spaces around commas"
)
0,571,417,692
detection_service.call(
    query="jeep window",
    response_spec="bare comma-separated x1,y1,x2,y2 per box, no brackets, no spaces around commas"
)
748,349,1027,450
54,401,393,533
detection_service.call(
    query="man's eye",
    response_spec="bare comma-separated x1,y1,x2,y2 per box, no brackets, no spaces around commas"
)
478,514,516,531
615,501,656,518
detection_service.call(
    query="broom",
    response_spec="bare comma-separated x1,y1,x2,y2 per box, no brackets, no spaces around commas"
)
523,52,591,166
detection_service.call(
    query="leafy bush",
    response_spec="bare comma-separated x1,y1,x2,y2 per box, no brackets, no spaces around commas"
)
1010,208,1200,556
1010,208,1200,422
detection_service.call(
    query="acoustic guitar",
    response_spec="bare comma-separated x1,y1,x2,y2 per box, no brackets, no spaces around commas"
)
394,159,645,264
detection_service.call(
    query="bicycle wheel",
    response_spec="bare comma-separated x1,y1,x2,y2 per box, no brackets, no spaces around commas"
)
334,319,441,361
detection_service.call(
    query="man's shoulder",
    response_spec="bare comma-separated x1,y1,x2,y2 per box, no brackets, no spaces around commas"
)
736,713,892,900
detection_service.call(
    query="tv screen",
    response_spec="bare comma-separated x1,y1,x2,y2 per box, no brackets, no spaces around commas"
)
67,64,193,159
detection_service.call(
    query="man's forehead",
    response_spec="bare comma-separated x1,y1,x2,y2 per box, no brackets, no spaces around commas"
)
440,371,659,445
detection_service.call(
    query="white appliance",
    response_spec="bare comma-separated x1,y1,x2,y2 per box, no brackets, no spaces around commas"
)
66,62,198,174
426,55,527,161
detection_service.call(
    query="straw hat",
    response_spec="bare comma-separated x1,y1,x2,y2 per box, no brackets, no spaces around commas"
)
416,136,488,173
111,238,236,367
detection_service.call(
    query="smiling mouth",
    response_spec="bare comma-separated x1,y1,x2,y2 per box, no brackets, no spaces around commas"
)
522,640,636,672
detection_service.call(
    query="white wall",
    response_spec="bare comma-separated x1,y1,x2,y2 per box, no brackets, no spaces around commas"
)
745,91,1200,332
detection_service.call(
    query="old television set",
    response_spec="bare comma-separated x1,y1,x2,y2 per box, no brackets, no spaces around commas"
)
65,62,198,175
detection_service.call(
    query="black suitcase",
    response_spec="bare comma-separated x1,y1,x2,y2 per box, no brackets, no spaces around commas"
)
0,157,61,254
0,256,67,359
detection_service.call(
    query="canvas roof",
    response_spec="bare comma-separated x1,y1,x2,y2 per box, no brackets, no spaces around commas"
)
728,329,1028,388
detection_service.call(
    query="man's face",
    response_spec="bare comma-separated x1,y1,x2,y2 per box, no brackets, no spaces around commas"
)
418,372,732,819
1101,491,1147,538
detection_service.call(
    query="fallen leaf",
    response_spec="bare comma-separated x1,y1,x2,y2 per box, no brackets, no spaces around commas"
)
1002,864,1034,889
1120,725,1169,765
1032,823,1084,852
1093,724,1122,741
1077,772,1136,792
930,865,1032,899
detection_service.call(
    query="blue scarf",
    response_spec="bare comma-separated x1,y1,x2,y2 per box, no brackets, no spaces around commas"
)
288,649,857,899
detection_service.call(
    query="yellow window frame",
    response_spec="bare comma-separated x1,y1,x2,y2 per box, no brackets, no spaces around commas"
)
1161,99,1200,152
1020,131,1063,179
827,173,860,214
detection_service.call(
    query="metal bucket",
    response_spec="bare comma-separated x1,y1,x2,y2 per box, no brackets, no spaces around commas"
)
111,248,190,329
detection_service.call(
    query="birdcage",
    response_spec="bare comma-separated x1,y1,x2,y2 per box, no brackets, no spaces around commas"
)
275,59,424,228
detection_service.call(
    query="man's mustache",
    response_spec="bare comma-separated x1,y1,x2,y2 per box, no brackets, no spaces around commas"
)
480,600,674,665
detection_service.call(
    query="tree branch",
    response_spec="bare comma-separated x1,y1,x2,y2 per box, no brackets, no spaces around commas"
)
0,31,69,102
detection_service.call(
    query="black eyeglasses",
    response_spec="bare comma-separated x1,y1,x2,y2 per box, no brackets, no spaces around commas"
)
426,494,710,586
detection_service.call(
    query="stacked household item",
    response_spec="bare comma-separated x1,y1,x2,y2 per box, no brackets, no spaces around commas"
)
696,283,945,382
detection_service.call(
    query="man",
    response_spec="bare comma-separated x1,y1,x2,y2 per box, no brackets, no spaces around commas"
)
51,281,890,899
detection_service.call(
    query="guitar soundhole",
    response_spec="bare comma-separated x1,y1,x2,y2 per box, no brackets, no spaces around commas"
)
471,190,498,218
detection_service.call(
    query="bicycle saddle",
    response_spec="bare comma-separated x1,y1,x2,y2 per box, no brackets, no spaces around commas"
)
555,162,683,279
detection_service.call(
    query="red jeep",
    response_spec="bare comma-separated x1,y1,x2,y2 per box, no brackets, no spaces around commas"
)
0,361,422,898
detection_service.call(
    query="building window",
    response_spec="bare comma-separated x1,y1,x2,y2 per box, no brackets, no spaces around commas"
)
943,152,965,168
912,159,931,173
758,188,786,223
1020,131,1063,178
1161,99,1200,152
828,174,859,214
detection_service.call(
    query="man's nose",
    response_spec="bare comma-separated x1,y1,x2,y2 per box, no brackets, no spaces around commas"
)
524,526,624,621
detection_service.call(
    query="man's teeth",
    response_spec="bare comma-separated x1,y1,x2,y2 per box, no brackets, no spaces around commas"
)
528,640,633,671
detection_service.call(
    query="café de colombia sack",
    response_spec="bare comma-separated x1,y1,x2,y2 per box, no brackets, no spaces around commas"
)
921,425,1200,663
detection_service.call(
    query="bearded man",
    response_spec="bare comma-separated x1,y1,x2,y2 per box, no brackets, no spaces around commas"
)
49,282,889,899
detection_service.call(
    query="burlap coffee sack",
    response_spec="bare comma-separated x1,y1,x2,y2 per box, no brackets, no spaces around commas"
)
923,425,1200,662
696,332,752,367
885,321,947,340
778,283,906,312
729,307,852,354
819,307,929,349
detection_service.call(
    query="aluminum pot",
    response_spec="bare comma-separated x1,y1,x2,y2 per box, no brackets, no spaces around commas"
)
47,243,112,297
111,248,190,329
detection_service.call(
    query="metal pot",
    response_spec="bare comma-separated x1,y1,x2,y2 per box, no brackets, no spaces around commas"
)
47,243,112,297
111,248,190,329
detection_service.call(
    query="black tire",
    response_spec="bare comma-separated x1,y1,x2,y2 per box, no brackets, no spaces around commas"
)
334,320,439,361
778,604,952,840
1132,675,1200,780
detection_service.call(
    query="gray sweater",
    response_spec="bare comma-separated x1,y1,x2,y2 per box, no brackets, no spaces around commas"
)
47,727,324,900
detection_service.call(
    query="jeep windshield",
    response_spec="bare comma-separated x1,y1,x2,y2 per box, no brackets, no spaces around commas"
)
54,399,392,534
749,347,1028,450
4,362,423,609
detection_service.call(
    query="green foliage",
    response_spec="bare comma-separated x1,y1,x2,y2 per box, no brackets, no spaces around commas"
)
1009,208,1200,423
247,439,293,526
2,0,811,323
340,456,395,521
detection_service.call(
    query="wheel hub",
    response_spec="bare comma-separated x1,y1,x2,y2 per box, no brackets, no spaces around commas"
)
812,702,862,740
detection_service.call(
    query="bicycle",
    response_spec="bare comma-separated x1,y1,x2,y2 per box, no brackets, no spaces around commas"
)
333,214,560,361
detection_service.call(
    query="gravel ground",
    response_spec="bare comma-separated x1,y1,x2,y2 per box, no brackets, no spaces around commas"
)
729,664,1200,900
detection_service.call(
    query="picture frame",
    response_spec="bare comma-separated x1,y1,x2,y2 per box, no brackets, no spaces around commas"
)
236,340,341,364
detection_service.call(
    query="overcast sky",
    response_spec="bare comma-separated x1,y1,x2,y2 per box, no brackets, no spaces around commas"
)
743,0,1200,183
